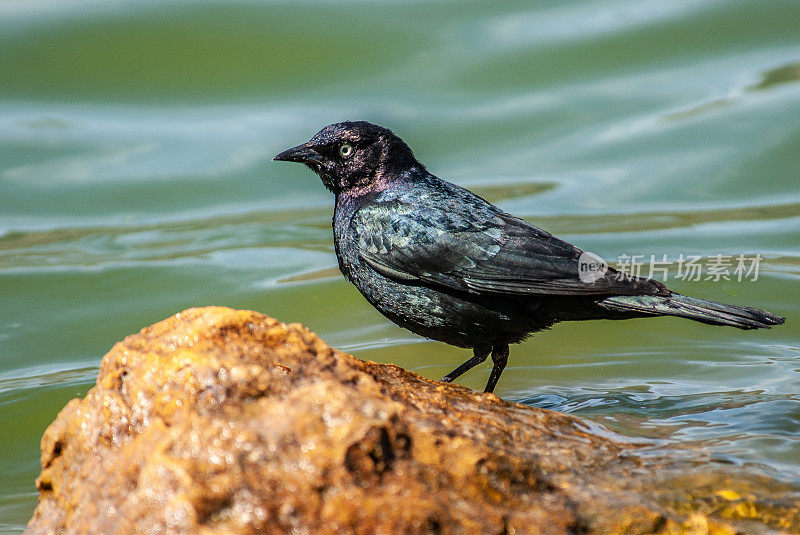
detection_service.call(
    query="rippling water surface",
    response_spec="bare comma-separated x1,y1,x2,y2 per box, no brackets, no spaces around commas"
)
2,1,799,530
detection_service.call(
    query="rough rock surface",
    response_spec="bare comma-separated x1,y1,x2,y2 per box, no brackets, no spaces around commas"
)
27,307,799,534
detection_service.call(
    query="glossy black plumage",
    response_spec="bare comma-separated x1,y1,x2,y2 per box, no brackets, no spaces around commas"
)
274,121,785,394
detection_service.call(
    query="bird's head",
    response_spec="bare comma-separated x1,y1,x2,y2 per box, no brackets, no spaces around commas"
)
273,121,420,194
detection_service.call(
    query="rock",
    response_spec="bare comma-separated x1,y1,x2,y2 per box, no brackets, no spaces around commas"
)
26,307,800,534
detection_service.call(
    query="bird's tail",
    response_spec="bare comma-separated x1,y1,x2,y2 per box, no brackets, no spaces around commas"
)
598,292,785,329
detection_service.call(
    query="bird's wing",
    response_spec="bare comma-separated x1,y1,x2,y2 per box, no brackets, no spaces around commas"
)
353,198,668,297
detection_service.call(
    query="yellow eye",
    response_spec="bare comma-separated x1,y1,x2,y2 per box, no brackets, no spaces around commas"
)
339,143,353,158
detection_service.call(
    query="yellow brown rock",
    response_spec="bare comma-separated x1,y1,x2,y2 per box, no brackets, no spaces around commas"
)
26,307,800,534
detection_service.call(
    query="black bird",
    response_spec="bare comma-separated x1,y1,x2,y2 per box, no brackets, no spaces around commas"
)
274,121,785,394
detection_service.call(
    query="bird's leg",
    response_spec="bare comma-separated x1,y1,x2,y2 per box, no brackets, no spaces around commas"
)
483,344,509,393
440,345,491,383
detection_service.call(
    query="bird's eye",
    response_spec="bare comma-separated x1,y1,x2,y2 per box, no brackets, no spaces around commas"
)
339,143,353,158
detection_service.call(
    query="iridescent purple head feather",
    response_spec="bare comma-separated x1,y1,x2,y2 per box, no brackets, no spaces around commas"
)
274,121,421,194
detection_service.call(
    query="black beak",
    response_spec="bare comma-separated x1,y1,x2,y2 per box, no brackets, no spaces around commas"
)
273,143,321,164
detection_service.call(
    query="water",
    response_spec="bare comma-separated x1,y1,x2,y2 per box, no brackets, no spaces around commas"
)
2,0,799,530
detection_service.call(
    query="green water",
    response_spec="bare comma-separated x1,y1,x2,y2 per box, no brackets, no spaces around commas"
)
2,0,800,530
